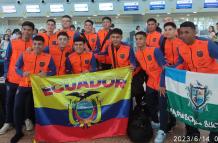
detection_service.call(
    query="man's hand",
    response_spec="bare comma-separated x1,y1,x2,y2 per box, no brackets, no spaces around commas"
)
23,72,30,77
159,87,166,96
129,65,135,72
38,71,46,77
82,70,89,74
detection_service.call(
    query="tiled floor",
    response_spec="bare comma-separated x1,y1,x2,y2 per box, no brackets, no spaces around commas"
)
0,121,209,143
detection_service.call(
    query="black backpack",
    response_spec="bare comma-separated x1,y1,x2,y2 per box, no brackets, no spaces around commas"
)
127,100,153,143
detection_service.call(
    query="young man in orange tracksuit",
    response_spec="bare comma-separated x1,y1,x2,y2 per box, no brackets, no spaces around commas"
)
135,31,167,138
173,21,218,143
66,36,97,74
146,18,164,48
154,22,184,143
44,31,72,75
99,28,136,69
11,35,56,143
81,19,100,54
38,19,57,48
59,15,80,48
0,21,34,135
97,17,113,70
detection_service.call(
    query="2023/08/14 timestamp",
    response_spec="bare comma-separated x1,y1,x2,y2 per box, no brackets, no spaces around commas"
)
173,135,218,142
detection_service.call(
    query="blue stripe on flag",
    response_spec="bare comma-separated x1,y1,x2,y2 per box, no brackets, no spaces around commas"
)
165,67,186,83
35,99,130,126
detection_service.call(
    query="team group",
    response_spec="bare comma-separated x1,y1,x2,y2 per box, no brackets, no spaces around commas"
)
1,15,218,143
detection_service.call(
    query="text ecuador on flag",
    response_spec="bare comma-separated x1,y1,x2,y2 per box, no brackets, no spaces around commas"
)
31,67,132,142
166,67,218,131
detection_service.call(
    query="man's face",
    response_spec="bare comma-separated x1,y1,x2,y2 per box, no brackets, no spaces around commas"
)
62,17,71,29
164,26,177,39
179,27,196,45
135,35,146,49
33,40,44,54
111,34,122,47
147,21,157,33
21,26,33,40
84,22,93,33
47,21,56,32
74,41,85,54
102,19,111,29
57,35,69,48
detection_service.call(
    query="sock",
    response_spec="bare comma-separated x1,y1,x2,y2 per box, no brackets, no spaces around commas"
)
10,132,24,143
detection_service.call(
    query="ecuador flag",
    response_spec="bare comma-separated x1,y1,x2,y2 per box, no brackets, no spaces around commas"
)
31,67,132,142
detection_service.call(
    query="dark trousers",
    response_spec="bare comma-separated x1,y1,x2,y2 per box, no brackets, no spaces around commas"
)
145,86,159,123
159,95,176,132
99,63,112,71
14,87,34,134
0,83,6,127
5,81,18,123
131,70,146,105
186,125,218,142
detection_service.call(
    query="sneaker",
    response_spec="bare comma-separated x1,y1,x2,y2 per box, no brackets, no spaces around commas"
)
25,119,33,131
154,130,166,143
151,121,160,129
0,123,13,135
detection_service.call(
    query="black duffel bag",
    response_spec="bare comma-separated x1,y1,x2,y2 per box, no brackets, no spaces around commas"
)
127,98,153,143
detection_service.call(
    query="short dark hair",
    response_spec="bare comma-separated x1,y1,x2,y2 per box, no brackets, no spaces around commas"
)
3,34,9,40
22,21,35,30
62,15,72,20
164,22,177,29
33,35,45,43
180,21,196,30
47,19,56,25
111,28,123,35
102,16,112,22
85,19,94,25
216,22,218,25
74,36,85,43
135,31,147,37
57,31,69,39
147,18,157,24
70,24,75,29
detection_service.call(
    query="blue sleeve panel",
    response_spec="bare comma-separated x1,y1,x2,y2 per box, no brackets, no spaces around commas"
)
15,54,24,76
47,57,56,76
208,39,218,59
90,54,97,72
65,57,72,74
3,42,12,78
129,47,137,68
43,46,50,53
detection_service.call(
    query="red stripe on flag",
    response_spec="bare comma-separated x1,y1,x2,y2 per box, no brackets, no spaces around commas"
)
35,118,128,142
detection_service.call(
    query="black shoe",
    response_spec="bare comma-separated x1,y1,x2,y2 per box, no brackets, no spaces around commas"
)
10,133,24,143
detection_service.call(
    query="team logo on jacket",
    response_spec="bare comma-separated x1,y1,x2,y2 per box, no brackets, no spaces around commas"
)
66,91,102,128
120,54,125,59
85,59,90,64
197,51,203,57
186,81,211,112
152,38,157,42
52,41,57,45
91,38,96,43
147,55,152,61
39,61,45,67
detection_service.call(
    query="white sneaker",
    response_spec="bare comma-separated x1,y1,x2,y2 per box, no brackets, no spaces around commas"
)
154,130,166,143
25,119,33,131
151,121,160,129
0,123,13,135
